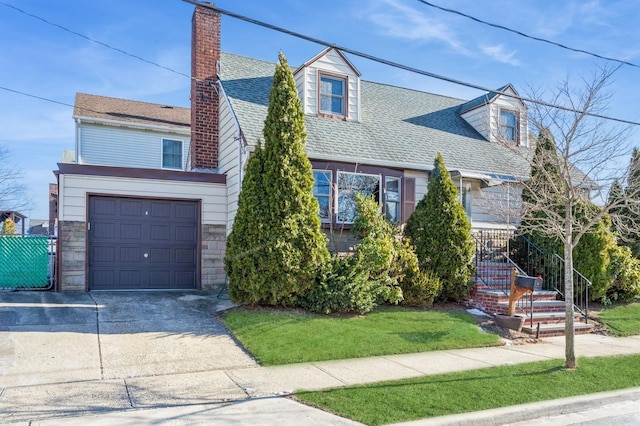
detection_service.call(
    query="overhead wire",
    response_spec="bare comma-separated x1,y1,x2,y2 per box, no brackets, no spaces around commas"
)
1,0,640,126
415,0,640,70
0,1,193,80
183,0,640,126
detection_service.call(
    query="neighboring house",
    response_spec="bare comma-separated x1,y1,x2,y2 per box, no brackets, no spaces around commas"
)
55,5,531,291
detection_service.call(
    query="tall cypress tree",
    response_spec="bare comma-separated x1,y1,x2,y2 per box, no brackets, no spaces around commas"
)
226,52,329,306
225,145,269,303
404,152,474,301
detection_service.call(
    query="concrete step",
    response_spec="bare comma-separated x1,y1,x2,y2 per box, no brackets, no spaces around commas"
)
521,322,595,337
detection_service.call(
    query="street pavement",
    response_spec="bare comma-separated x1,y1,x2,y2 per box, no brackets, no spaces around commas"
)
1,290,640,425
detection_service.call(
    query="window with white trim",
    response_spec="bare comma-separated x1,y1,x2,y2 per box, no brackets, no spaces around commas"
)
500,110,518,143
313,170,332,222
162,139,182,169
319,75,346,116
385,177,401,223
337,171,381,223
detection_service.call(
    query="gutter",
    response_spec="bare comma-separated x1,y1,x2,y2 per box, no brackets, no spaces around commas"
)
72,115,190,136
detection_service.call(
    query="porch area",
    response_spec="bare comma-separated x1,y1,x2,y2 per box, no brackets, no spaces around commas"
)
467,229,595,337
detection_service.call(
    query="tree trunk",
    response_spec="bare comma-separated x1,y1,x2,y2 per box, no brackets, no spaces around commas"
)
564,210,576,369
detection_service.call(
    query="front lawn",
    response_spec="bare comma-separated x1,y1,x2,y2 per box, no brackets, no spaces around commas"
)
223,306,501,365
598,301,640,336
296,354,640,426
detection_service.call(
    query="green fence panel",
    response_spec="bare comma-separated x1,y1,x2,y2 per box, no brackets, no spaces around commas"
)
0,236,50,289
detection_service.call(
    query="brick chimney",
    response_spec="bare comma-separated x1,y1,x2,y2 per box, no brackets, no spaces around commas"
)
190,4,220,170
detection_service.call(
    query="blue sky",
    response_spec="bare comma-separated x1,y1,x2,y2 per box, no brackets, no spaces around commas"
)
2,0,640,222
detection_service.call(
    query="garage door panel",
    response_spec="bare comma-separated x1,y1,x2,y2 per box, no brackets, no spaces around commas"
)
93,198,117,216
175,248,196,264
150,201,172,218
121,223,143,240
175,225,196,242
93,222,116,240
120,247,142,262
119,270,142,287
121,199,144,216
150,248,171,263
150,224,171,240
88,196,199,290
92,246,116,263
175,203,197,220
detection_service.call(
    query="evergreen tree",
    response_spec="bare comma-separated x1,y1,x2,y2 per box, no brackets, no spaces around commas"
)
621,148,640,256
404,152,475,301
521,127,565,252
608,179,623,234
225,52,329,306
225,145,270,303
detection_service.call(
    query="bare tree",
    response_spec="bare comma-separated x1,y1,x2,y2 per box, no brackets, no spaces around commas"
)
505,65,638,369
0,143,30,213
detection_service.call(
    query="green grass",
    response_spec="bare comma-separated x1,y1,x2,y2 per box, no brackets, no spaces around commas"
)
223,306,500,365
296,355,640,426
598,302,640,336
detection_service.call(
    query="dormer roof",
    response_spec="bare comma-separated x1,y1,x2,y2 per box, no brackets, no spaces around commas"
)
460,84,524,114
294,47,361,77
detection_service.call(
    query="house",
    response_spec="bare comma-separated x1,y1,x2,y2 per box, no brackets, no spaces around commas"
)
54,5,531,292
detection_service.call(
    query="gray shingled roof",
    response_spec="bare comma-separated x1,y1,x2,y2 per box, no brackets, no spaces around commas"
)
219,52,530,177
73,93,190,129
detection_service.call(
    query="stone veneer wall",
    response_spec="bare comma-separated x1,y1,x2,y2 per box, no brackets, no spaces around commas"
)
201,224,227,290
58,220,86,291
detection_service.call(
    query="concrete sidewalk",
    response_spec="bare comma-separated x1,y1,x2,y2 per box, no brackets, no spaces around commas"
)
2,291,640,425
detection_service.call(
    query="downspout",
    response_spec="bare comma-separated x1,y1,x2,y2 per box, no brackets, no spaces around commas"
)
217,81,246,225
75,118,81,164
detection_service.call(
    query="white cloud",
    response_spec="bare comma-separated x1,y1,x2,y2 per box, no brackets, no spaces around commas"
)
363,0,470,54
480,44,521,67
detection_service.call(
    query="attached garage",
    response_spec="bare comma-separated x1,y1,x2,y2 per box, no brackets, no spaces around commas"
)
88,196,199,290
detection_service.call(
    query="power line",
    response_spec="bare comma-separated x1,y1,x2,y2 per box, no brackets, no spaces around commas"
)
183,0,640,127
0,86,116,117
0,1,193,80
2,0,639,127
416,0,640,70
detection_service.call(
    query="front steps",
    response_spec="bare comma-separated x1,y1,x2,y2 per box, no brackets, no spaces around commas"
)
469,262,595,338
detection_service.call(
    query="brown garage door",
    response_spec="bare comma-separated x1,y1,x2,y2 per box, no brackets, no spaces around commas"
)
88,196,199,290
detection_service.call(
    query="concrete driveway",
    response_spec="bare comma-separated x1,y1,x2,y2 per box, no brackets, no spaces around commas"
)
0,290,257,387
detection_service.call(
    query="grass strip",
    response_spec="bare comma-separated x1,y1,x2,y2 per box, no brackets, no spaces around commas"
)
598,302,640,336
223,306,500,365
295,355,640,426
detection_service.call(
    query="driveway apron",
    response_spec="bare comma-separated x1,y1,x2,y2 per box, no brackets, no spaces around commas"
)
0,290,257,388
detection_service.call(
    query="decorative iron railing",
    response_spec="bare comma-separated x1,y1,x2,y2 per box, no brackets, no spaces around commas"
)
509,235,590,323
472,229,531,320
472,229,590,324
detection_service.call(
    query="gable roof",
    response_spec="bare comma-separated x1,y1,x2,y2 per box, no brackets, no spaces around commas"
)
219,52,530,177
294,47,361,77
459,83,524,114
73,93,190,129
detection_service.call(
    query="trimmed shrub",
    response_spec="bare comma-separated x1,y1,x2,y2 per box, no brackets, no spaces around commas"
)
606,245,640,303
404,153,475,302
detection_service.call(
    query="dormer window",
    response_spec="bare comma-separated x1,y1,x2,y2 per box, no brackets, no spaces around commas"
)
319,74,346,116
500,110,518,143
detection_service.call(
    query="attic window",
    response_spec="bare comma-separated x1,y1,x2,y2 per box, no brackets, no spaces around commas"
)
500,110,518,143
319,74,346,116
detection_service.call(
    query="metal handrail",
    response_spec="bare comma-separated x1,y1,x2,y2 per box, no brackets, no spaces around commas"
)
472,230,532,322
510,234,590,324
